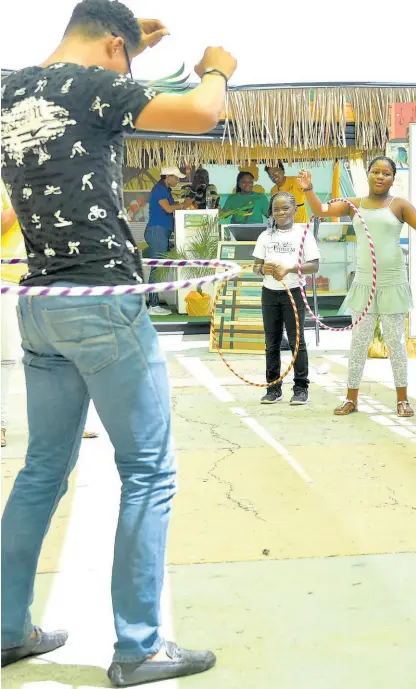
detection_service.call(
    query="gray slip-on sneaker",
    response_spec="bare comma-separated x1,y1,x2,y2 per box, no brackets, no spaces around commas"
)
108,640,216,686
1,627,68,667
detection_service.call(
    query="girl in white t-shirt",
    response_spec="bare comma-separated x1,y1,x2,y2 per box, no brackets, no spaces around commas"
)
253,192,320,405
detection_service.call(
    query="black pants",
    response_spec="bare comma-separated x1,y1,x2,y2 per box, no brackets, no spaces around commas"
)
262,286,309,391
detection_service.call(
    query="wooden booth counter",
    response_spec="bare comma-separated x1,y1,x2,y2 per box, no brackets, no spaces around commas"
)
210,242,264,354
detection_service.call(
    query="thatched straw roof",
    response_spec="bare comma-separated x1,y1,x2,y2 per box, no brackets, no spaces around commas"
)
2,70,413,166
126,84,416,167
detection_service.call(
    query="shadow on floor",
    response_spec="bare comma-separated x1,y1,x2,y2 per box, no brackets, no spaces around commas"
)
1,659,110,689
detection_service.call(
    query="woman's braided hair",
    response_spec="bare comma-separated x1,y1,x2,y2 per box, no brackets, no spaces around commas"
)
268,191,297,232
268,191,297,216
235,171,254,194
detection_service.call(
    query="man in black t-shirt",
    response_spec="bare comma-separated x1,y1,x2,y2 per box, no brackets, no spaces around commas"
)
1,1,237,685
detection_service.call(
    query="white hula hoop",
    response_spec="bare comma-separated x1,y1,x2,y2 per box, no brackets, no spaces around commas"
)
1,258,241,297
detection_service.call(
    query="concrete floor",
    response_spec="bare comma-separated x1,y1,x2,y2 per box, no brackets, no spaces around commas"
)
2,330,416,689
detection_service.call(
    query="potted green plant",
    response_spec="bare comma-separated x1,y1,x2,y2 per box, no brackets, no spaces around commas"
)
155,215,219,316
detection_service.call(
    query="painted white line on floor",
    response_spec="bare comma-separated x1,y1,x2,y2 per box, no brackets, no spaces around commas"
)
355,403,376,414
241,415,315,485
177,356,235,402
160,337,210,353
387,426,416,440
395,415,416,426
323,353,416,400
230,407,249,417
319,367,416,436
177,356,314,486
38,439,178,677
372,415,397,427
370,403,396,414
169,376,262,389
282,355,416,443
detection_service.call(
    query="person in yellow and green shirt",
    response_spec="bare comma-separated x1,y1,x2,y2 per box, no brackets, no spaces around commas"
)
222,171,269,224
265,163,308,223
233,164,266,195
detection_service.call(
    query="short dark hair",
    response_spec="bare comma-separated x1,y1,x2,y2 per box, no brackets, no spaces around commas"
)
236,171,254,193
265,161,285,174
367,156,397,178
64,0,141,53
192,168,209,188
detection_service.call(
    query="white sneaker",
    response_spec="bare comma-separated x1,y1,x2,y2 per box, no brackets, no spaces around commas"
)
148,305,172,316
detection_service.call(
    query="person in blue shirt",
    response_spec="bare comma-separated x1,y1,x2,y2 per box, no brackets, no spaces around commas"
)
145,167,192,315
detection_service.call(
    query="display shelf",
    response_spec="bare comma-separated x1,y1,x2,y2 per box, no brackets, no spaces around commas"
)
313,224,356,296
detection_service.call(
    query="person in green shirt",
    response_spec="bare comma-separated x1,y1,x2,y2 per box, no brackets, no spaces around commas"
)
222,171,269,224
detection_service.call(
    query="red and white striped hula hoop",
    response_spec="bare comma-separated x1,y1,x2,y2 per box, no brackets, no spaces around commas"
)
0,258,241,297
211,272,300,388
299,198,376,332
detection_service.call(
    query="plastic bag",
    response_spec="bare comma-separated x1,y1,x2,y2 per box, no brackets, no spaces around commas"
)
368,338,389,359
184,291,211,317
368,318,389,359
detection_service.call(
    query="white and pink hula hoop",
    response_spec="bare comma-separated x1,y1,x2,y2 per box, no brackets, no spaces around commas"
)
0,258,241,297
298,198,377,332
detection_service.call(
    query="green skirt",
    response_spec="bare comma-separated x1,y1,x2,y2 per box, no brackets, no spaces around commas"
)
340,281,413,315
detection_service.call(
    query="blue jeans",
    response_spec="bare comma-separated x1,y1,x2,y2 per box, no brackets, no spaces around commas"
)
144,226,172,307
1,286,176,662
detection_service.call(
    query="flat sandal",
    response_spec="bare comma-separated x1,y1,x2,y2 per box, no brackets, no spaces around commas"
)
334,399,358,416
82,430,99,439
397,401,414,418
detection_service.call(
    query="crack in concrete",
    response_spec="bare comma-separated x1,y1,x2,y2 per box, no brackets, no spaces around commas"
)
385,487,399,507
375,486,416,512
207,447,266,522
171,396,239,450
171,396,266,522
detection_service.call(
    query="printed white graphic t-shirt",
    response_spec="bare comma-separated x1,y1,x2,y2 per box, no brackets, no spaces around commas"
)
252,225,320,291
1,64,155,286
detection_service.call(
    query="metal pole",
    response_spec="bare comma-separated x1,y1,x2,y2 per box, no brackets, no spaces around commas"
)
312,217,320,346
